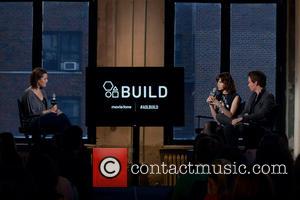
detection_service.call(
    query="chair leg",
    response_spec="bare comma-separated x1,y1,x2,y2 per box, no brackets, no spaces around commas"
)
25,133,32,146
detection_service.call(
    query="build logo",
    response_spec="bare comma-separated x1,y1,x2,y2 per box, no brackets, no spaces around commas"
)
102,80,168,99
93,148,128,187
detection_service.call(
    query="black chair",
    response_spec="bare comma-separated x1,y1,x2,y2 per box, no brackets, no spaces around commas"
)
17,99,50,145
17,99,33,145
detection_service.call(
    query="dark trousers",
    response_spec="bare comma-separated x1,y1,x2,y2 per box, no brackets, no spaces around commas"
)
31,112,71,143
223,123,267,149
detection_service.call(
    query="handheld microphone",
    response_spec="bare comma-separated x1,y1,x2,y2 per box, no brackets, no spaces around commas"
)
51,93,57,106
210,87,222,101
210,87,217,97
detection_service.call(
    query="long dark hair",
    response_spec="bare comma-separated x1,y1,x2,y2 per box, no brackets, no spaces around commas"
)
30,67,47,88
216,72,236,94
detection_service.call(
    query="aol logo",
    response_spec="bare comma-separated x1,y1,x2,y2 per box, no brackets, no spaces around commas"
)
103,81,119,98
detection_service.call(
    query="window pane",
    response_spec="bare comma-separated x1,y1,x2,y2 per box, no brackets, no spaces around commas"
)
230,4,276,101
43,2,88,136
0,3,32,136
174,3,221,140
0,3,32,71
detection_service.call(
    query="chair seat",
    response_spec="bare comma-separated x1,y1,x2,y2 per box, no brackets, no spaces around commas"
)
18,99,56,144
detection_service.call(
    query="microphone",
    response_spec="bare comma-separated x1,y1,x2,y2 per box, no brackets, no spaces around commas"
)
209,87,221,100
209,87,217,97
51,93,57,106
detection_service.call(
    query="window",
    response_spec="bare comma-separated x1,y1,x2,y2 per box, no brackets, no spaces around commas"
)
0,1,92,140
173,3,221,140
230,4,277,101
59,97,81,126
42,1,88,136
0,2,33,136
165,0,285,143
43,31,81,71
0,3,32,71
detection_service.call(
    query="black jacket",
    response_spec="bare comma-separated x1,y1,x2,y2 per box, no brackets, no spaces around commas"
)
240,89,275,129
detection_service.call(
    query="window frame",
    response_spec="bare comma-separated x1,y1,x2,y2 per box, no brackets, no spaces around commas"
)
0,0,97,143
164,0,286,145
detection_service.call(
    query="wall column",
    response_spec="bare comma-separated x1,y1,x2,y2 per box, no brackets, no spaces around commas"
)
294,0,300,157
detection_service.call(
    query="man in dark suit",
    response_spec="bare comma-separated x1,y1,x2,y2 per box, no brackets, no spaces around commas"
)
224,71,275,148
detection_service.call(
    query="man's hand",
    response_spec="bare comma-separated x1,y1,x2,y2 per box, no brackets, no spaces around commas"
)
232,117,243,126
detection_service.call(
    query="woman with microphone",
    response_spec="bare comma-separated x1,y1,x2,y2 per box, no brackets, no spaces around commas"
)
21,67,71,143
206,72,241,126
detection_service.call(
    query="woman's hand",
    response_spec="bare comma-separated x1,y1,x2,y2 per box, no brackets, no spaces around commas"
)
49,105,58,113
42,105,58,115
56,109,63,115
210,99,223,108
206,96,216,104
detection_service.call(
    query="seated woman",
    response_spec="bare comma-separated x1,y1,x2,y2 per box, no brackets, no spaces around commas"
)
206,72,241,128
21,67,71,142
